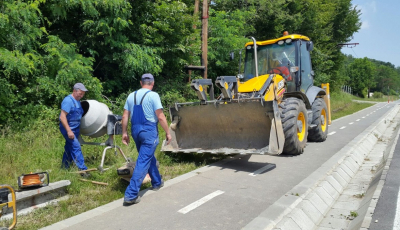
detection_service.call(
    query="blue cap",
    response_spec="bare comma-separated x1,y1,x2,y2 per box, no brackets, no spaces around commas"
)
141,73,154,81
73,83,88,92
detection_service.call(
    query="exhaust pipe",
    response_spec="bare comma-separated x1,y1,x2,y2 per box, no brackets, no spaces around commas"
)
250,37,258,78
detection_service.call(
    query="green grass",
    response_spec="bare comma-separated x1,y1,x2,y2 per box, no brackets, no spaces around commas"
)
0,119,226,229
330,92,375,120
0,91,381,229
350,94,396,102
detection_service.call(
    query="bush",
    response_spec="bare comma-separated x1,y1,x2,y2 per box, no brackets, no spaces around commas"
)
390,89,398,96
372,92,384,98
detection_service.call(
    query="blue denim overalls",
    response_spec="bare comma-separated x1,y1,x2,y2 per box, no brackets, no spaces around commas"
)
59,95,88,170
125,91,162,200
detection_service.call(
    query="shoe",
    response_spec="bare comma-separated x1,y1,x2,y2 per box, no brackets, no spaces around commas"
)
80,172,91,178
123,196,141,206
152,180,164,191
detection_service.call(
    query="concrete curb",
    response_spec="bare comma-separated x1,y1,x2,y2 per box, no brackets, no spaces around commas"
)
1,180,70,221
242,104,400,230
351,110,400,229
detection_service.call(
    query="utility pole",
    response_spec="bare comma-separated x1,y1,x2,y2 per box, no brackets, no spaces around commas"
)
184,0,209,79
187,0,200,83
201,0,209,79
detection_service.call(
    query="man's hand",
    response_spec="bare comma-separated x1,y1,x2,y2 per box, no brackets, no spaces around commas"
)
67,130,75,139
121,110,130,146
156,109,173,145
122,133,130,146
166,133,172,145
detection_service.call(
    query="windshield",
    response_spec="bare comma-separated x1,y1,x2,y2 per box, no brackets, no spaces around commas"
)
243,42,296,80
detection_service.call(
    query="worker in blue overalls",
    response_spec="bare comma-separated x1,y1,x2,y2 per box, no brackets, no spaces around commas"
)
121,73,172,206
59,83,89,172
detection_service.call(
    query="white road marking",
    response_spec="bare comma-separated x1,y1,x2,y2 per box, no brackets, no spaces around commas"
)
249,164,275,176
178,190,225,214
393,186,400,229
356,119,360,121
328,132,336,135
340,126,346,129
349,122,354,125
362,117,366,118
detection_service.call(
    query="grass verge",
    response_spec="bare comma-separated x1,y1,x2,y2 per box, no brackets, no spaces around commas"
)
0,91,384,229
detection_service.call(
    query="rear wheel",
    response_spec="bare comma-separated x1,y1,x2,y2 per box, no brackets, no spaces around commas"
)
279,98,308,155
308,98,328,142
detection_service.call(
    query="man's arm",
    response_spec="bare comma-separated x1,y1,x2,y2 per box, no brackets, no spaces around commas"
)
59,110,74,139
121,109,130,145
156,109,172,144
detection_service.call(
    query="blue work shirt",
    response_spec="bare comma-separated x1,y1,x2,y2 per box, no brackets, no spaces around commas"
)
124,88,163,123
60,95,83,122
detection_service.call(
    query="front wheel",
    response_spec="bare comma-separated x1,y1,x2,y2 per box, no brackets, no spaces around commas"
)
308,98,329,142
279,98,308,155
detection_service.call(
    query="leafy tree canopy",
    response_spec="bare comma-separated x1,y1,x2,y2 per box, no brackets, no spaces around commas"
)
0,0,368,127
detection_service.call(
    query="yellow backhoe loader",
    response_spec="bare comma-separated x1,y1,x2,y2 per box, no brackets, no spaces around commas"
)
162,32,331,155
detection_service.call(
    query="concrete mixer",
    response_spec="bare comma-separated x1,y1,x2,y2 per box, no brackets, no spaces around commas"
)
78,100,132,172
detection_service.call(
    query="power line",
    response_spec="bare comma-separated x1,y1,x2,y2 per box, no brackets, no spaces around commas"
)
351,47,359,58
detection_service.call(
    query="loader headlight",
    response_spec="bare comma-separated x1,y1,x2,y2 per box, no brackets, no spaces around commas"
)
285,39,292,44
278,40,284,45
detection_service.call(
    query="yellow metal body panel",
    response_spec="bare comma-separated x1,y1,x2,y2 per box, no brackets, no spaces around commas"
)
321,83,331,125
238,74,270,92
245,34,310,47
263,75,285,102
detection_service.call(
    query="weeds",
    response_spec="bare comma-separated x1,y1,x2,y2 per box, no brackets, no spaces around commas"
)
353,193,365,199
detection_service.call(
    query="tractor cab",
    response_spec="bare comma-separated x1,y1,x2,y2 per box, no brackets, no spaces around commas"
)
242,32,314,94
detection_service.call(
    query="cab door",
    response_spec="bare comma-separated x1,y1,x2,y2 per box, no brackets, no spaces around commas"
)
299,40,314,93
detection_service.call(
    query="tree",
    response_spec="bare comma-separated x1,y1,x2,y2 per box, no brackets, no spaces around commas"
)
347,57,376,98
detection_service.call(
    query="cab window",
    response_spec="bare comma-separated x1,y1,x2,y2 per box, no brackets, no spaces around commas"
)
300,41,313,93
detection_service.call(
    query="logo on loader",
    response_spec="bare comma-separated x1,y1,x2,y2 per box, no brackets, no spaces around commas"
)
277,80,285,91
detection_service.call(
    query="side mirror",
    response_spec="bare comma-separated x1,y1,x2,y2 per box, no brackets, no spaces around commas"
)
230,52,234,61
307,41,314,52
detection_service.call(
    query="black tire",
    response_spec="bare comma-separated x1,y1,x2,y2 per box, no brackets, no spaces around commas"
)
308,98,329,142
279,98,308,155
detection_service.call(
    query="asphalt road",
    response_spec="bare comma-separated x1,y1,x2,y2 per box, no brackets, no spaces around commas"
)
369,123,400,230
58,102,395,230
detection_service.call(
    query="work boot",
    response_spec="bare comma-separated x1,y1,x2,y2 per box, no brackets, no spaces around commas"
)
152,180,164,191
123,196,141,206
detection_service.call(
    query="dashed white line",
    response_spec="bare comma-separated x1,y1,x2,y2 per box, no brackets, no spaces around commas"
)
356,119,360,121
349,122,354,125
340,126,346,129
178,190,225,214
249,164,275,176
362,117,366,118
328,132,336,136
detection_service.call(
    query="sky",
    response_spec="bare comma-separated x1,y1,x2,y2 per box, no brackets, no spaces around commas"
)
341,0,400,68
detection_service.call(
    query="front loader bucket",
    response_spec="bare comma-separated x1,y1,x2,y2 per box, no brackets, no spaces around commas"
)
162,100,282,155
